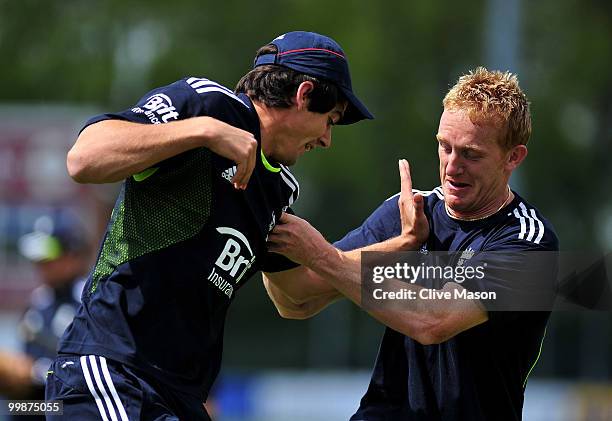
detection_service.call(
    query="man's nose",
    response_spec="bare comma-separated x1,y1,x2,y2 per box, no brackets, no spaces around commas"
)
445,151,463,175
318,126,332,149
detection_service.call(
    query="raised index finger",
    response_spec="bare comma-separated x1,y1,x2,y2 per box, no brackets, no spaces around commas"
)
399,159,414,200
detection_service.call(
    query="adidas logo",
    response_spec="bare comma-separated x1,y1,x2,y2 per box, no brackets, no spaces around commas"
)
221,166,237,182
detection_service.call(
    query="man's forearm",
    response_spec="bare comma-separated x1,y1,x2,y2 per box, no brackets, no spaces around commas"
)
265,231,426,324
67,118,217,183
263,266,342,319
263,274,340,319
306,235,420,305
305,240,487,344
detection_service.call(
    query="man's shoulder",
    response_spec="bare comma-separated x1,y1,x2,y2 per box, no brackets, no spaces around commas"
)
181,76,251,110
492,192,559,251
414,186,445,209
368,186,442,233
384,186,444,215
385,186,444,204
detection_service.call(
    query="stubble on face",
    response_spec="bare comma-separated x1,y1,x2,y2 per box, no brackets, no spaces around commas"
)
437,108,511,218
275,103,346,166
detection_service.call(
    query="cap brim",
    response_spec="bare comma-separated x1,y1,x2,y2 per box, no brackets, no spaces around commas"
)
338,88,374,125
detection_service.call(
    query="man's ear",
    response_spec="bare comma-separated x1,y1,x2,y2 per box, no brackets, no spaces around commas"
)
294,81,315,110
506,144,528,171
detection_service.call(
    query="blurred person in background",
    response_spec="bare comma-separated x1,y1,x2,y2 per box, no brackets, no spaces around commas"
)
0,211,89,420
265,68,559,420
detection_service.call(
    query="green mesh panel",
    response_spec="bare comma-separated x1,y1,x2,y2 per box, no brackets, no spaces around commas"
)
90,149,213,293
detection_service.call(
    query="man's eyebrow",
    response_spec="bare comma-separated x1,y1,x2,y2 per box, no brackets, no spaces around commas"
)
435,137,483,152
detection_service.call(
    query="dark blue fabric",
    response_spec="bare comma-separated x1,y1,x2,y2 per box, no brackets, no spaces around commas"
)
58,78,298,404
45,354,211,420
336,189,559,421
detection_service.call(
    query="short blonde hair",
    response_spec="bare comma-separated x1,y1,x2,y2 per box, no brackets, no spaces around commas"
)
443,67,531,149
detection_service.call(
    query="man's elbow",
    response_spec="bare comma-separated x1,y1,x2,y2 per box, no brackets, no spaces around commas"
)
66,147,90,183
67,124,110,183
408,310,486,345
276,305,316,320
274,299,322,320
407,321,455,345
413,329,452,345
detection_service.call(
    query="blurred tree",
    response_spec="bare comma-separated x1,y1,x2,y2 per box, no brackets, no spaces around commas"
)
523,0,612,250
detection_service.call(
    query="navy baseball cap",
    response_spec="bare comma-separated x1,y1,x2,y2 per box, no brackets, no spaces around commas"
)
18,212,88,262
253,31,374,125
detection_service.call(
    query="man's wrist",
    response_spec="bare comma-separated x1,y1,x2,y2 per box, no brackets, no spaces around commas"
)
393,234,422,251
175,116,218,150
309,242,342,275
193,116,218,148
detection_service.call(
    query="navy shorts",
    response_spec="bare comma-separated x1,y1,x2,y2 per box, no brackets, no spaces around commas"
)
45,355,211,421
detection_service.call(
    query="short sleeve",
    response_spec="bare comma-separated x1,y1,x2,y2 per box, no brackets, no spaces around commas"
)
81,79,205,131
260,252,301,273
459,222,559,323
261,208,300,273
79,78,255,179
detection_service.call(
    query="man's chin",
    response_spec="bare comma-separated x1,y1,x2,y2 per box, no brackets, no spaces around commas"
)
281,157,297,166
270,154,297,167
443,194,470,212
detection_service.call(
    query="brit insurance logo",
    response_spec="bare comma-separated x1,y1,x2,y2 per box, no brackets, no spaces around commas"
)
131,93,180,124
206,227,256,299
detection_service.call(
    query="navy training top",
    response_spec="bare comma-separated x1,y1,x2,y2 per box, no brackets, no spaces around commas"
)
337,186,559,421
58,77,298,400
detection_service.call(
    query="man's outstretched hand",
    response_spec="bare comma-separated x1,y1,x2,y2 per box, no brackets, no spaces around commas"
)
398,159,429,248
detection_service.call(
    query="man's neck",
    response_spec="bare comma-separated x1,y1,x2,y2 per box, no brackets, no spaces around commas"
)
446,185,514,221
252,100,278,158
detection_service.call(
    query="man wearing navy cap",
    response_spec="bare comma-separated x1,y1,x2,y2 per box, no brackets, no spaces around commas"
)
46,32,373,420
0,213,89,420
